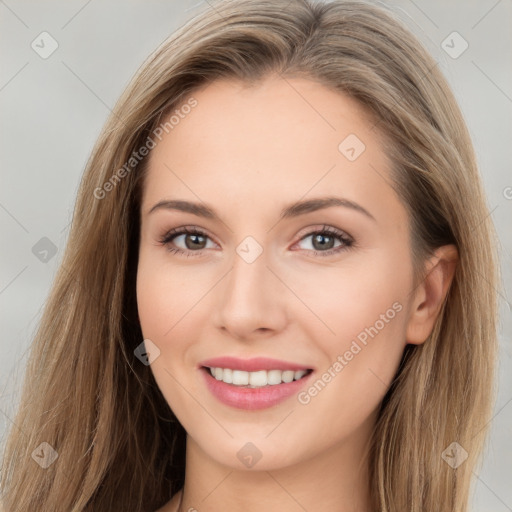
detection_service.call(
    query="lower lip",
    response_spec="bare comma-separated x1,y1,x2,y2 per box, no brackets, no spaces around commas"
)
200,367,313,410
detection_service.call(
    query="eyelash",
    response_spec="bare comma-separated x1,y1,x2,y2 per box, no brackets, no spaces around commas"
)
158,225,354,258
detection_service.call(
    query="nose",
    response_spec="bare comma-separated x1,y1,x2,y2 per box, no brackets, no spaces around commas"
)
212,245,288,341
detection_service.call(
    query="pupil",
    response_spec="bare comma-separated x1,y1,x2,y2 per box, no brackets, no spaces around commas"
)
186,234,206,250
313,234,334,251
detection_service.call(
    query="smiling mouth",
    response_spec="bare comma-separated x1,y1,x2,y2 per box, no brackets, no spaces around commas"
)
202,366,314,388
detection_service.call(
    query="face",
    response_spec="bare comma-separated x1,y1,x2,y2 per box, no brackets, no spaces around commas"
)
136,76,418,471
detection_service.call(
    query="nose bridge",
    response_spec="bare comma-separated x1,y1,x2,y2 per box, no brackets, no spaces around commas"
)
228,241,269,298
213,237,287,338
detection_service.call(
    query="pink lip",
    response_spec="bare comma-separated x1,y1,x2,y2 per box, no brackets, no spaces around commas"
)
201,369,313,410
198,356,313,372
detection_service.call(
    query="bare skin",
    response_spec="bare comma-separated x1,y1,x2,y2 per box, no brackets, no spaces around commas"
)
139,76,458,512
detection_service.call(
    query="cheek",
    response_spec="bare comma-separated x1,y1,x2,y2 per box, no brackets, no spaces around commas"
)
135,253,214,407
290,254,409,416
135,258,203,414
287,251,409,346
136,252,207,340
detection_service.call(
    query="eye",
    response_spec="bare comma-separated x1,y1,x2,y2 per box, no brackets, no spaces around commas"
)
158,224,354,258
158,226,217,257
293,225,354,257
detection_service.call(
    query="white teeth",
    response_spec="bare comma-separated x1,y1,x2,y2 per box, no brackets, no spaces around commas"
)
207,367,310,387
282,370,295,383
223,368,233,384
267,369,282,385
249,370,267,387
232,370,249,385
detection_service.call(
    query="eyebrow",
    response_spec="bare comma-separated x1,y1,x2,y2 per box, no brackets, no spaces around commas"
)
148,196,376,222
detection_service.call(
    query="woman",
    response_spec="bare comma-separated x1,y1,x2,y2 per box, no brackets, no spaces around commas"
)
0,0,499,510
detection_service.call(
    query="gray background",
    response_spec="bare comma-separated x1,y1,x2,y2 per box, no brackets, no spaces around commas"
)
1,0,511,509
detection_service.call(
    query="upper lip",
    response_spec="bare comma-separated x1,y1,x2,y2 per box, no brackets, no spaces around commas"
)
199,356,313,372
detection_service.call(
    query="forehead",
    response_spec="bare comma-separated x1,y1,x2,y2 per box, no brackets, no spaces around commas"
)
141,76,402,225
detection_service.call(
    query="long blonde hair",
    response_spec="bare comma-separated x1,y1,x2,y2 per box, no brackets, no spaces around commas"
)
1,1,500,510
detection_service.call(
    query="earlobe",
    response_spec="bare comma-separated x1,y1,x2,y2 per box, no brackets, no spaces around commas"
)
406,244,458,345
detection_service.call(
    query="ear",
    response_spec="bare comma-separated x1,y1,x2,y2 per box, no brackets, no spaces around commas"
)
406,244,458,345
